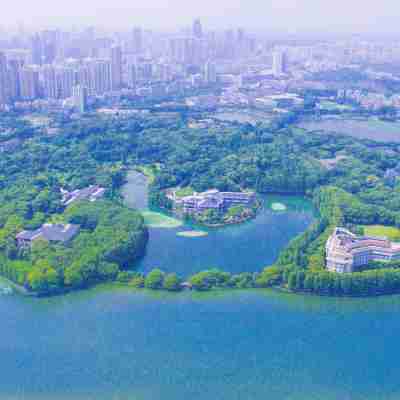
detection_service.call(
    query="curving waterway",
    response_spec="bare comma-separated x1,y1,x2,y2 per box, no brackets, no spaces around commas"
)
122,170,315,276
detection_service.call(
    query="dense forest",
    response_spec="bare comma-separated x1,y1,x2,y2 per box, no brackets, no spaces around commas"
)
0,200,147,295
1,107,400,296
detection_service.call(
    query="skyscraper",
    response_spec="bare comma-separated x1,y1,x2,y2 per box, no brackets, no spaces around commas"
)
184,38,195,64
7,60,22,101
72,85,88,113
0,52,8,104
87,59,111,95
77,64,90,92
127,63,137,90
132,27,143,54
169,38,186,63
110,46,122,90
204,61,217,84
20,66,39,100
41,30,58,64
272,50,287,76
223,30,235,59
237,28,245,42
31,33,42,65
56,67,75,99
42,65,58,99
158,64,172,82
193,19,203,39
137,62,153,81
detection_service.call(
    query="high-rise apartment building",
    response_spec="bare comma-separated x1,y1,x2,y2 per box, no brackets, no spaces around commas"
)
31,33,42,65
72,85,88,113
56,67,75,99
41,30,58,64
204,61,217,83
0,52,8,104
127,63,137,90
137,62,153,81
110,46,122,90
169,37,204,65
77,64,91,91
132,27,143,54
169,38,185,63
87,59,111,95
7,60,22,101
223,30,235,59
158,63,172,82
272,50,287,76
20,66,39,100
185,38,197,64
193,19,203,39
42,65,58,98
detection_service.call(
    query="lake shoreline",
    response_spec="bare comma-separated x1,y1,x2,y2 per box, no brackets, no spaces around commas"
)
0,169,317,299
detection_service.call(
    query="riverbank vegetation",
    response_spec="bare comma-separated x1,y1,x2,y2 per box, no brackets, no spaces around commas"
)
1,108,400,297
0,200,148,296
115,264,400,298
116,268,275,292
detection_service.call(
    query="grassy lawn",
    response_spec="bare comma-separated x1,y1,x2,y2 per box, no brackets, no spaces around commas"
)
135,165,159,184
175,187,194,198
363,225,400,241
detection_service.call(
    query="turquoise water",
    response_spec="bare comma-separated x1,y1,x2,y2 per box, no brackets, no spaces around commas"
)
2,287,400,399
122,171,315,276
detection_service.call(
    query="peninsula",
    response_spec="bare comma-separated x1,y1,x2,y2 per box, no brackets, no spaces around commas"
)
166,188,260,226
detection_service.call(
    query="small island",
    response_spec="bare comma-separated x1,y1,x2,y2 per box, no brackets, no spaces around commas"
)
166,188,261,227
176,231,209,238
271,202,287,211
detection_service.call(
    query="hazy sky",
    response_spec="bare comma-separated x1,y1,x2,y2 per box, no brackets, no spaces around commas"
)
2,0,400,33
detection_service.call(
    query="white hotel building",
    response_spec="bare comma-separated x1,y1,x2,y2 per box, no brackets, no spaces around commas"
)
326,228,400,273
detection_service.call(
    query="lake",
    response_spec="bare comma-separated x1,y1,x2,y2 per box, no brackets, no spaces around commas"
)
122,170,315,277
2,286,400,399
1,172,399,400
298,117,400,143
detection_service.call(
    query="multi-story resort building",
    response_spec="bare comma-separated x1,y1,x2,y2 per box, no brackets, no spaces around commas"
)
16,224,80,248
326,227,400,273
173,189,256,214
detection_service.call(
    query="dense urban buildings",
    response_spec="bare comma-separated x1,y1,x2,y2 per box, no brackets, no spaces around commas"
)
0,19,259,110
326,228,400,273
1,19,400,115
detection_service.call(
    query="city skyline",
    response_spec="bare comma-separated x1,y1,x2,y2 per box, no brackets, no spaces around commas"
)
1,0,400,34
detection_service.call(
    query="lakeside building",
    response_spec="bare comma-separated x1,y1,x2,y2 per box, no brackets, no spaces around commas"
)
61,185,105,206
16,224,80,248
172,189,256,214
326,227,400,273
